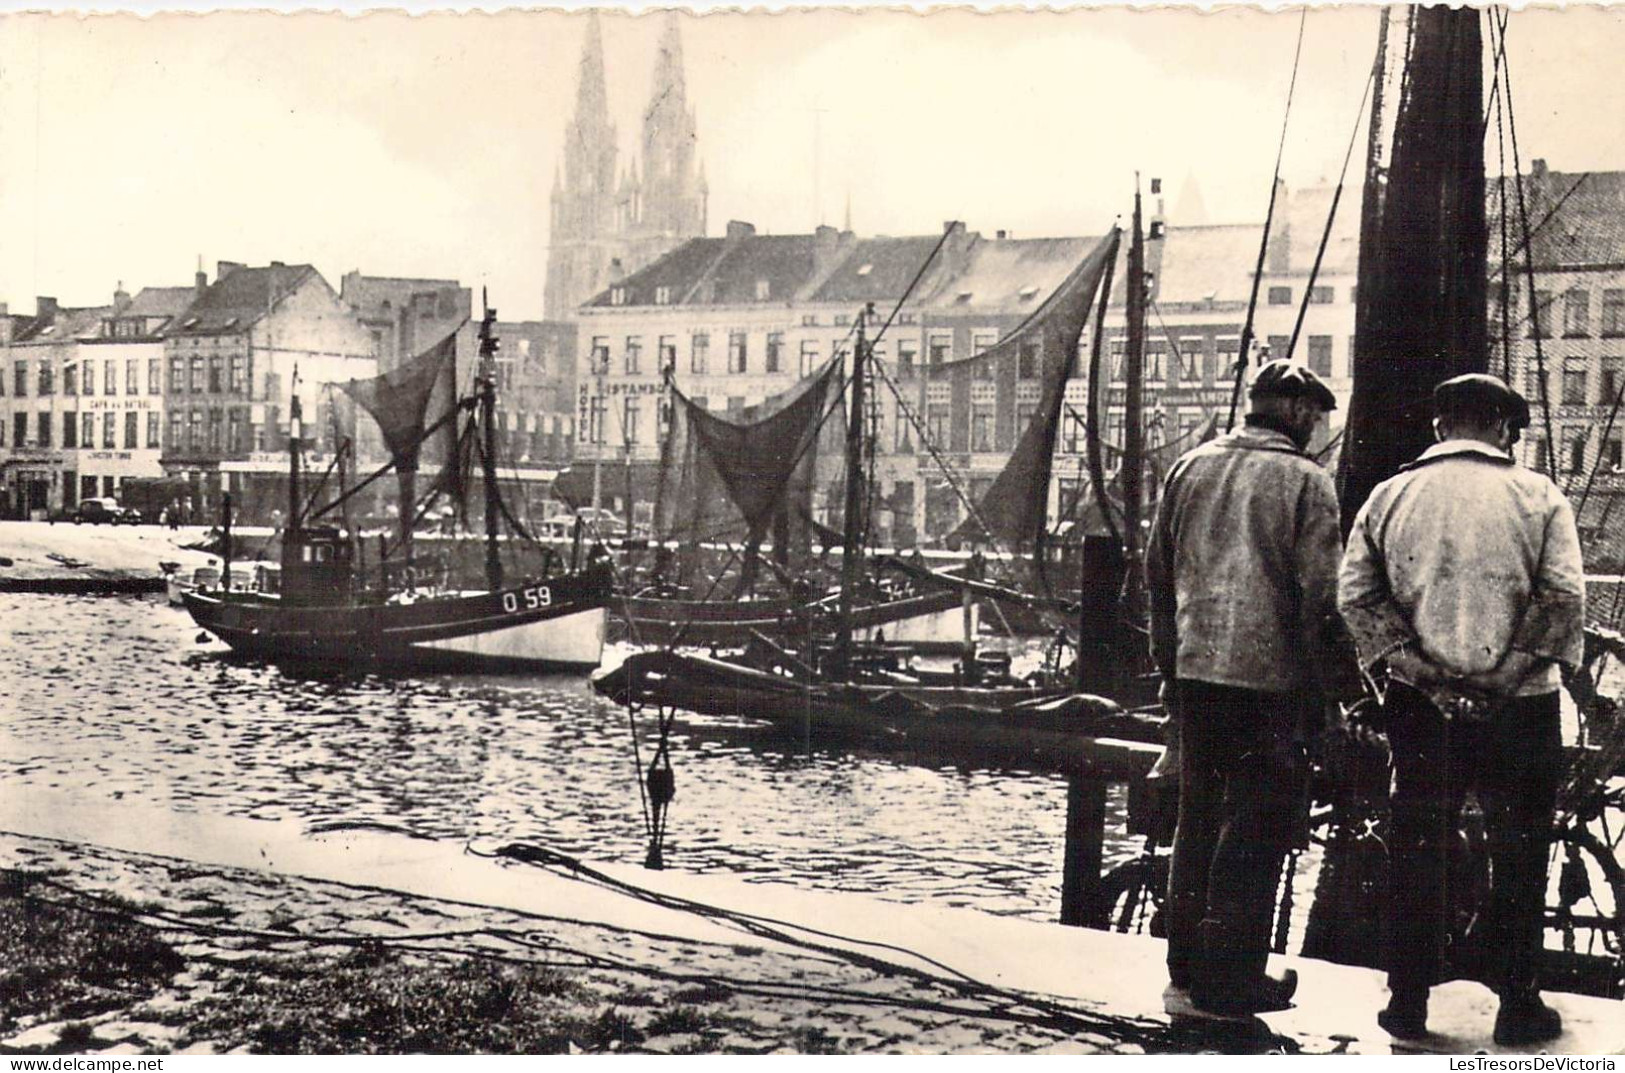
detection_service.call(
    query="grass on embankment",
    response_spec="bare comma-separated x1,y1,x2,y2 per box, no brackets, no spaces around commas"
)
0,869,764,1054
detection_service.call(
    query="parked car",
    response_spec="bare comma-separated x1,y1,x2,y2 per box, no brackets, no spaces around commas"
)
73,498,137,525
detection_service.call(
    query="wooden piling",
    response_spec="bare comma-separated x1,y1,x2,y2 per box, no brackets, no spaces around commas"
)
1060,775,1108,927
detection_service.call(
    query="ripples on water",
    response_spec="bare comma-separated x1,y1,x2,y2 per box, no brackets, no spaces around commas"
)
0,593,1146,922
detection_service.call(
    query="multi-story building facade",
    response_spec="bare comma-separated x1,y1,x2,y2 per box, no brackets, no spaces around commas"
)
574,208,1288,545
1491,161,1625,565
0,298,108,518
161,261,378,523
542,13,707,321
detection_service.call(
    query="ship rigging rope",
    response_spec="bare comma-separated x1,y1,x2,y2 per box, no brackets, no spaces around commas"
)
1490,7,1514,381
17,868,1178,1050
1225,5,1308,433
1283,60,1378,364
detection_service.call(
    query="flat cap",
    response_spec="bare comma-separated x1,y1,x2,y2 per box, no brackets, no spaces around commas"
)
1433,373,1530,429
1249,360,1337,410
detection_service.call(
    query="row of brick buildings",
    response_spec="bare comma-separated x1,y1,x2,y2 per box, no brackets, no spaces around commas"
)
0,264,577,523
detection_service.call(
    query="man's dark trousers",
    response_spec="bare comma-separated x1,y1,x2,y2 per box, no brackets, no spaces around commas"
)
1383,682,1562,1000
1165,680,1304,990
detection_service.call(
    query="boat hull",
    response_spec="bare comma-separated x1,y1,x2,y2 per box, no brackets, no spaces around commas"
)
183,568,612,672
610,589,968,651
592,649,1163,778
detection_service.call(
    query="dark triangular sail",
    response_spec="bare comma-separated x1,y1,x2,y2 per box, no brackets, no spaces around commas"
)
656,358,845,580
945,229,1121,550
341,329,462,548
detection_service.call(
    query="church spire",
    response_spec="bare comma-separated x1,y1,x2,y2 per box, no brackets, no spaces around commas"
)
640,11,706,239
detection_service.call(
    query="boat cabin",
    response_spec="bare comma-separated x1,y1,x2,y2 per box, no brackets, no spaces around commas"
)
279,525,355,605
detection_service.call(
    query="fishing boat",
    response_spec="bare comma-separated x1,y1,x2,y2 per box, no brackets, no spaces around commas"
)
183,306,614,671
592,227,1168,747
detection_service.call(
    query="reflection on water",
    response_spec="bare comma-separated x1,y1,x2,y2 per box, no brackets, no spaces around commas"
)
0,593,1145,921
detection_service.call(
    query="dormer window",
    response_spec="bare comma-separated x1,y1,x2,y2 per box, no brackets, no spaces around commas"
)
856,264,873,277
955,291,974,304
1019,285,1040,301
183,317,200,329
754,279,771,301
654,285,672,306
610,287,628,307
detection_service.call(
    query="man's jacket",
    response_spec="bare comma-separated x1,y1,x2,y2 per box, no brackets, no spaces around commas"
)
1339,440,1585,696
1146,422,1343,694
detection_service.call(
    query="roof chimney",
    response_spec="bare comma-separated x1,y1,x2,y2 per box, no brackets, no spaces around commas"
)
1531,158,1549,180
195,267,209,299
37,296,59,320
608,258,626,284
0,304,11,346
113,282,132,314
725,220,757,241
995,230,1007,240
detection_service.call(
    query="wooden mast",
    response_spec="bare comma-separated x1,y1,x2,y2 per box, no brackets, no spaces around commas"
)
1120,185,1148,614
834,303,872,670
478,298,504,592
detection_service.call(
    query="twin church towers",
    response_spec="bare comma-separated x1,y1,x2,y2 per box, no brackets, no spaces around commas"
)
543,14,709,320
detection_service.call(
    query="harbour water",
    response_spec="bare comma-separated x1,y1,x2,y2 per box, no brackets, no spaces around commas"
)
0,592,1146,923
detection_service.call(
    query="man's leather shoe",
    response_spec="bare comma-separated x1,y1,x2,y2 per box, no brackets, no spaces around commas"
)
1493,994,1563,1046
1377,992,1429,1040
1190,967,1298,1016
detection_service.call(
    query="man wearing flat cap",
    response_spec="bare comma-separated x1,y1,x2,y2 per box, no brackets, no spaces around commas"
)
1339,373,1584,1045
1147,359,1345,1016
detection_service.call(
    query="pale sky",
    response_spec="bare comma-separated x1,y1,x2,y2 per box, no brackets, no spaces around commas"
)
1,4,1622,320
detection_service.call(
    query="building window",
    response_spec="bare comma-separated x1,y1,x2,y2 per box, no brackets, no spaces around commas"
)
148,411,161,449
189,356,204,393
622,397,640,445
1145,340,1166,382
765,332,784,374
624,336,642,375
609,287,627,307
208,356,222,393
971,331,997,357
126,359,139,395
799,339,819,378
1563,368,1588,406
63,412,77,448
1604,290,1625,338
1605,436,1624,472
1178,338,1203,381
754,279,771,300
148,358,161,395
928,333,952,366
1268,285,1293,306
727,332,748,374
588,396,606,446
1015,402,1037,438
124,411,139,450
1308,285,1334,305
1266,335,1291,362
898,339,918,378
1602,359,1623,406
37,413,50,447
801,314,818,327
105,360,117,395
726,396,745,411
169,411,183,450
1531,290,1554,338
1017,341,1040,380
1063,412,1086,454
83,412,95,448
894,400,914,453
1569,431,1588,474
208,409,222,451
658,335,677,373
690,333,709,374
975,355,995,381
63,364,77,396
1110,339,1127,382
590,336,610,375
1307,335,1333,377
229,356,243,394
13,360,26,397
1565,288,1591,338
103,412,116,449
12,412,24,445
38,361,54,396
1214,336,1240,379
189,410,203,450
654,286,671,306
926,404,951,448
168,356,183,394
